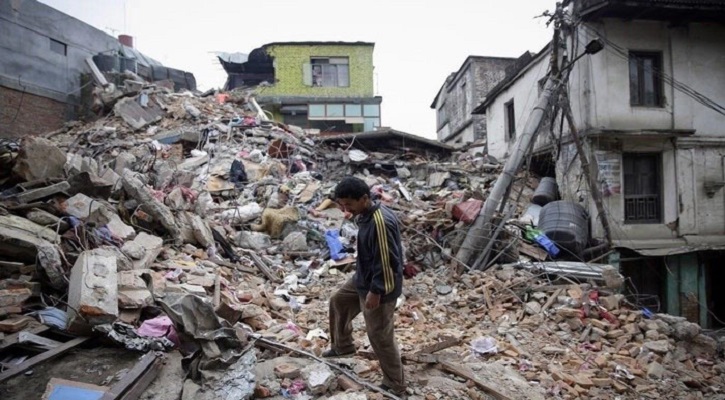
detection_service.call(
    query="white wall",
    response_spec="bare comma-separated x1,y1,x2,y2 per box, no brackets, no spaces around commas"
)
486,55,549,159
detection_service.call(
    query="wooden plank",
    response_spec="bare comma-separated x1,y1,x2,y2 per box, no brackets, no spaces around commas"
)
540,288,563,314
519,241,548,261
440,361,512,400
101,352,161,400
417,337,461,355
0,336,90,382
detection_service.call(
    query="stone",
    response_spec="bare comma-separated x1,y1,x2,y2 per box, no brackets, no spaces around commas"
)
566,317,583,331
118,289,153,309
654,313,687,325
121,170,181,244
302,363,335,395
688,334,717,357
95,246,134,272
542,346,566,355
645,330,660,340
646,361,665,380
274,363,301,379
114,96,164,130
601,265,624,289
643,340,670,354
236,231,271,250
25,209,69,232
328,393,367,400
672,321,700,341
68,249,118,325
524,301,542,315
396,167,411,179
13,137,67,181
114,152,137,175
282,231,308,252
165,187,188,210
121,232,164,270
591,378,612,388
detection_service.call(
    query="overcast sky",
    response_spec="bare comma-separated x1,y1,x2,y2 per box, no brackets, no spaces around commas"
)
40,0,553,139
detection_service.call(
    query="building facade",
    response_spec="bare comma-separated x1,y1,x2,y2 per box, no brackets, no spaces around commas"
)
477,0,725,327
220,42,382,133
431,56,517,149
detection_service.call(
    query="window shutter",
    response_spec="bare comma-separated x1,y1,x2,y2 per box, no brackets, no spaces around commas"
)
302,63,312,86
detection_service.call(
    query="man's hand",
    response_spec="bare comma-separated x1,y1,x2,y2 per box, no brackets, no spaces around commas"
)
365,292,381,310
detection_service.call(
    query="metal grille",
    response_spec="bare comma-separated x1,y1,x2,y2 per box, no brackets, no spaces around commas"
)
624,194,660,222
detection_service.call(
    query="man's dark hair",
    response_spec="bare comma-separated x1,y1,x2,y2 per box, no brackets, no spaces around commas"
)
334,176,370,200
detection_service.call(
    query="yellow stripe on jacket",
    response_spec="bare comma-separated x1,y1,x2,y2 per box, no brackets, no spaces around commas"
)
373,209,394,294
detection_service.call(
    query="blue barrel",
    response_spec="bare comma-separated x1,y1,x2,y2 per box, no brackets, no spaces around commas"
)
538,201,589,257
532,177,558,206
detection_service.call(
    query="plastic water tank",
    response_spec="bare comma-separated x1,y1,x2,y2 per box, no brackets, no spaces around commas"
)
532,177,558,206
538,201,589,257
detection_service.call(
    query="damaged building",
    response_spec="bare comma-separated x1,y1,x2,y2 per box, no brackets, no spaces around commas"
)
0,0,195,138
218,41,382,133
473,0,725,328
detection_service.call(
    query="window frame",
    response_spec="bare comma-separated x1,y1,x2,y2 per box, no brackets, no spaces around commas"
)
504,99,515,141
310,57,350,88
50,38,67,56
623,152,663,224
629,51,664,107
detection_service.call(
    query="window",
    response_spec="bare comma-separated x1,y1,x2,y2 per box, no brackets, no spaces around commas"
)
461,82,468,116
504,99,515,141
50,38,66,56
310,57,349,87
623,153,661,223
474,129,485,141
437,103,448,129
629,51,663,107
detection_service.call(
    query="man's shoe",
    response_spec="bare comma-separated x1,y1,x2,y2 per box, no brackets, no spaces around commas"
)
321,348,355,358
380,384,407,397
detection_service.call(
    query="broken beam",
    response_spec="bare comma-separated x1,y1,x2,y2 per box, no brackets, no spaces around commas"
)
417,337,462,355
100,352,164,400
440,361,512,400
0,336,91,382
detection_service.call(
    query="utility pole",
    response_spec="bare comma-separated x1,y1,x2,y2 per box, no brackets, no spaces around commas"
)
455,2,606,268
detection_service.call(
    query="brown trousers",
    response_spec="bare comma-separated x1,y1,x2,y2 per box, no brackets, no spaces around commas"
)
329,279,405,392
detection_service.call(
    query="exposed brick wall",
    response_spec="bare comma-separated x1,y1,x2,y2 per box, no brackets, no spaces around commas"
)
0,86,66,138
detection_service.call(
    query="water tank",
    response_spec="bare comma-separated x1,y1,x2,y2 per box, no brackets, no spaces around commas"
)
538,201,589,257
532,177,558,206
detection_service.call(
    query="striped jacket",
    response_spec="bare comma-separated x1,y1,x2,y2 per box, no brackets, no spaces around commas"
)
354,202,403,303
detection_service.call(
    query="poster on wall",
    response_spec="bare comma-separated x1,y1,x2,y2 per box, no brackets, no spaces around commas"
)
594,150,621,197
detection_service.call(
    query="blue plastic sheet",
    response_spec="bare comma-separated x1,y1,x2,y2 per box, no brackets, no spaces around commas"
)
325,229,346,261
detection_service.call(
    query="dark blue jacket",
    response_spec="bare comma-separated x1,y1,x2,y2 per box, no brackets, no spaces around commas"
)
354,202,403,303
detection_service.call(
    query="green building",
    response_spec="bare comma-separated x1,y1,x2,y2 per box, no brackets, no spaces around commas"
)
218,41,382,133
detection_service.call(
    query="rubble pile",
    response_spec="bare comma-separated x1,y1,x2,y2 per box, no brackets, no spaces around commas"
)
0,84,722,400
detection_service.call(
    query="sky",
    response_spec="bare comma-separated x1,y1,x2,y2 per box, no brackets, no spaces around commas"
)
40,0,553,139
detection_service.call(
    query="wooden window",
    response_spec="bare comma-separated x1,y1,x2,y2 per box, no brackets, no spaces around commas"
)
504,99,515,141
623,153,662,223
629,51,663,107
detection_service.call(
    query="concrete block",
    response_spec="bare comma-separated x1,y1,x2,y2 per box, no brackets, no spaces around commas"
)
235,231,271,250
282,231,308,252
64,193,136,240
0,288,32,307
68,249,118,325
302,363,335,395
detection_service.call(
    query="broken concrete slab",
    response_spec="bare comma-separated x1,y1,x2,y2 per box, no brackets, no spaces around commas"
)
118,270,154,309
121,171,181,244
12,181,70,203
0,215,59,243
114,95,165,130
185,212,214,248
63,193,136,240
25,209,70,232
302,362,335,395
68,249,119,325
0,216,65,290
94,245,134,272
114,152,137,175
12,137,67,181
121,232,164,270
67,171,113,199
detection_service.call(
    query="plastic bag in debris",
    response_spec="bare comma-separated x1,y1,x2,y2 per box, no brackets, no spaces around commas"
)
229,160,248,188
348,149,368,162
95,322,176,352
325,229,346,261
29,307,68,330
137,315,181,347
470,336,498,356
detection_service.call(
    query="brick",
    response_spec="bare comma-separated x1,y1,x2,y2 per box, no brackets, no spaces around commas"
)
337,375,364,391
557,307,581,318
591,378,612,387
0,86,65,137
0,288,32,308
612,380,629,393
589,318,610,330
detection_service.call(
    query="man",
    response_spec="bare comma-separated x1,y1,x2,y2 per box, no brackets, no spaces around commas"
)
324,176,406,396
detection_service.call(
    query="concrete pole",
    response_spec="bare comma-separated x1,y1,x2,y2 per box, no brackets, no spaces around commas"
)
455,78,560,268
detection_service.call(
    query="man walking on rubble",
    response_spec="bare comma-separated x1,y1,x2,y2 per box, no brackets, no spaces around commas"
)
323,176,406,396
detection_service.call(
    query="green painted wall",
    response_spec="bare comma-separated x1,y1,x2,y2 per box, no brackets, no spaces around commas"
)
259,44,374,98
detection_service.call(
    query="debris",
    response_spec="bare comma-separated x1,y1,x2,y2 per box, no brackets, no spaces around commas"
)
68,249,119,326
12,137,67,181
